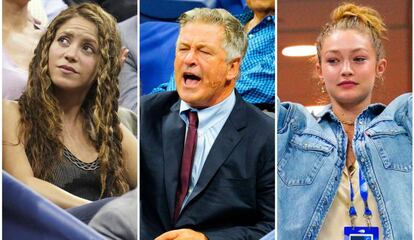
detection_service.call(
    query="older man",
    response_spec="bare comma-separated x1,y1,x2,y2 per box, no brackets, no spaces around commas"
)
141,8,275,240
151,0,275,111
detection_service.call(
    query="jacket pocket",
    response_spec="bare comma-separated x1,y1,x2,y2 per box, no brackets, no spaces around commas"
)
367,121,412,172
278,133,334,186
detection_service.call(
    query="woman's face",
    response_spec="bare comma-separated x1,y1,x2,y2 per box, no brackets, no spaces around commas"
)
48,16,99,94
317,29,386,106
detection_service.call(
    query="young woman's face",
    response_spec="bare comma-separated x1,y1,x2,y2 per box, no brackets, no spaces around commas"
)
48,16,99,94
317,29,386,107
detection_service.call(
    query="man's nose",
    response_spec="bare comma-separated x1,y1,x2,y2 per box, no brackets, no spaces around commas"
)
183,50,197,66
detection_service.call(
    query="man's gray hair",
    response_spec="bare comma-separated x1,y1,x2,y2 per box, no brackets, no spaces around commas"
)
178,8,248,62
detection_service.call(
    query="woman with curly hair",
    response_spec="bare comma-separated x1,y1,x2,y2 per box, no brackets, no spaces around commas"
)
3,3,137,209
278,2,411,239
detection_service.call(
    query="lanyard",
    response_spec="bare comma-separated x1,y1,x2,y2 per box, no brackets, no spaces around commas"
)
348,167,373,227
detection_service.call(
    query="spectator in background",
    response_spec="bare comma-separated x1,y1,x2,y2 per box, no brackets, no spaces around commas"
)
118,15,138,114
151,0,275,111
62,0,137,22
89,189,138,239
41,0,69,23
2,0,44,100
3,3,137,210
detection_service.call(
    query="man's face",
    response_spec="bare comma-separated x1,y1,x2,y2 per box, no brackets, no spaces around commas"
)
174,22,239,108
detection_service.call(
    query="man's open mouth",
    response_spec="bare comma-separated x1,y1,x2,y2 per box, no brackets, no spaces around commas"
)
183,73,201,85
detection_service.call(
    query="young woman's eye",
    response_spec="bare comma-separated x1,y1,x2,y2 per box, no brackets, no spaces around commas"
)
57,36,70,46
82,44,96,55
354,57,366,63
326,58,339,64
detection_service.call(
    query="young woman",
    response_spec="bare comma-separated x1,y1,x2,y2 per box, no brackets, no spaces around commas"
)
278,3,411,239
3,3,137,209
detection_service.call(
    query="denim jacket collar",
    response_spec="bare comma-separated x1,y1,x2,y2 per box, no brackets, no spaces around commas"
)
314,103,387,126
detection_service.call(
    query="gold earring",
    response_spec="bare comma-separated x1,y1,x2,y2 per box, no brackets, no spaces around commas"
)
319,78,326,93
376,75,384,83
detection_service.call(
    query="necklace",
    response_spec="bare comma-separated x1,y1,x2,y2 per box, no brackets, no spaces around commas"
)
338,119,354,125
332,109,355,126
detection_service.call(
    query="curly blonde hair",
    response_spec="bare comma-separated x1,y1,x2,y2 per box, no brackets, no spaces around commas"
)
18,3,130,197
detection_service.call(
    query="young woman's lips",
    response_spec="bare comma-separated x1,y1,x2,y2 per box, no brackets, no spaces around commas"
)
338,80,358,88
58,65,78,74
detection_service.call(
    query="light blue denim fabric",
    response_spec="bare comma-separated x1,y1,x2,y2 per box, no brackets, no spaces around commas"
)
260,230,275,240
277,93,412,240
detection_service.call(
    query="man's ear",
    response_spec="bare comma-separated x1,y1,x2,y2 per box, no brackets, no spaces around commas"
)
226,57,242,81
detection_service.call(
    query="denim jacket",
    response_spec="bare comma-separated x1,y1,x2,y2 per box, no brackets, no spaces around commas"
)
277,93,412,240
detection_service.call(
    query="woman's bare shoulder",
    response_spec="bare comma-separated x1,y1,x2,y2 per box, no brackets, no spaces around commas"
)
3,100,21,131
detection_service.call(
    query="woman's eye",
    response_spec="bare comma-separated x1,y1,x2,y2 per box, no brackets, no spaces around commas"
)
326,58,339,64
57,36,70,46
354,57,366,62
82,44,95,54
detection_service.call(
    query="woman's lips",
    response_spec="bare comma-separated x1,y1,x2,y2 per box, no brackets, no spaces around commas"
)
338,80,358,88
58,65,78,74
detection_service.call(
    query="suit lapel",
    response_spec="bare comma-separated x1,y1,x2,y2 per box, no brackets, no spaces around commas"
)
163,100,185,222
183,95,248,208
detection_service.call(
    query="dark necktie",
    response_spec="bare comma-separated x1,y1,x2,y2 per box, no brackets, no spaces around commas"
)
174,111,198,222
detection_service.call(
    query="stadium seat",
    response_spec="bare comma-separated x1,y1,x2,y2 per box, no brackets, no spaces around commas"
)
3,171,105,240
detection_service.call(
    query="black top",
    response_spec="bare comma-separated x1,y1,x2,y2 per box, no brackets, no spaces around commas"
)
51,147,105,201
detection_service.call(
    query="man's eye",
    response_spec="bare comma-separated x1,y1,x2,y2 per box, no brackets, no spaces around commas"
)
200,50,211,55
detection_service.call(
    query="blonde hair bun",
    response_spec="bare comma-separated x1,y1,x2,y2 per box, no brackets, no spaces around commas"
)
331,3,387,39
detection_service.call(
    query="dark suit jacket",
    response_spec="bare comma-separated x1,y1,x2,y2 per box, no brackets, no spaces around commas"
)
140,91,275,240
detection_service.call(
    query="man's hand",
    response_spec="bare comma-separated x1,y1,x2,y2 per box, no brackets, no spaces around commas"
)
155,229,208,240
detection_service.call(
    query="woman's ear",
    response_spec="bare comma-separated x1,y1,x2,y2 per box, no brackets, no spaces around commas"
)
376,58,387,77
316,62,323,80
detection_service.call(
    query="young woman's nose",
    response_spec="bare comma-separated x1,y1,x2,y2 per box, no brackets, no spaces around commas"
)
340,60,353,77
64,45,78,63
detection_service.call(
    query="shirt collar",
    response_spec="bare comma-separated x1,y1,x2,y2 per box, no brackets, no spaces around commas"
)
179,91,236,130
314,103,387,123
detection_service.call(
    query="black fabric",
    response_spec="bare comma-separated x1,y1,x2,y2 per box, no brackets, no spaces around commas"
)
51,148,106,201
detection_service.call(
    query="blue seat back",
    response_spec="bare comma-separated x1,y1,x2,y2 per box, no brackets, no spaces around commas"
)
140,21,179,94
3,171,104,240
